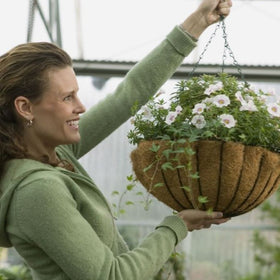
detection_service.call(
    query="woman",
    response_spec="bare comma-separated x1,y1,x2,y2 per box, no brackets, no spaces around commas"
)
0,0,232,279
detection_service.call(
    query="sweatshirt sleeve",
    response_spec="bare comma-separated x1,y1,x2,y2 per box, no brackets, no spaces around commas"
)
71,26,196,159
10,178,188,280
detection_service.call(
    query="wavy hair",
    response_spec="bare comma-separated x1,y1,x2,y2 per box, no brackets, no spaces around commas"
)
0,42,72,176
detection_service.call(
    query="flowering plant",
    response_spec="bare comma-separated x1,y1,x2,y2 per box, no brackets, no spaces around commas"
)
128,73,280,153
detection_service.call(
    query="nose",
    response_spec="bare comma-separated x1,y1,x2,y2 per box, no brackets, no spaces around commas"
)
74,97,86,114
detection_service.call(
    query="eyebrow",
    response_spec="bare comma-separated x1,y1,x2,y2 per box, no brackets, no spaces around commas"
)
60,89,79,96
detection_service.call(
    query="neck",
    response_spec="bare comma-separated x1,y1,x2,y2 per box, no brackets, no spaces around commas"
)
23,132,58,164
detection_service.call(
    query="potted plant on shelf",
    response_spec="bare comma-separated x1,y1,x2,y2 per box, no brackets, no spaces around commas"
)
128,72,280,217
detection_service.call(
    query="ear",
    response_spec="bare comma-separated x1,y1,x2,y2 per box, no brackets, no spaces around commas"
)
14,96,34,121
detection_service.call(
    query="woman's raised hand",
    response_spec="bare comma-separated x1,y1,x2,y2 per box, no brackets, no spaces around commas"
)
180,0,233,39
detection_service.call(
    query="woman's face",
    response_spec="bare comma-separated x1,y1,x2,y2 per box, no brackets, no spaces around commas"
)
30,66,86,149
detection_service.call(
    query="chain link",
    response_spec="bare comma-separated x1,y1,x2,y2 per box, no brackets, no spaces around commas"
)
221,19,249,86
187,21,222,79
188,18,249,86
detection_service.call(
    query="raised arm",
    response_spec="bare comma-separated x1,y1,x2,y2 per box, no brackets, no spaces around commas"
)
70,0,232,159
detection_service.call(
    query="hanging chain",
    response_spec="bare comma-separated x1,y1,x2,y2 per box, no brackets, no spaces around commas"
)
221,19,249,86
188,18,248,86
187,21,222,79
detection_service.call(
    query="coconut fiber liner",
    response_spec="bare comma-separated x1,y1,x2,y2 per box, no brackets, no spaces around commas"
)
130,140,280,217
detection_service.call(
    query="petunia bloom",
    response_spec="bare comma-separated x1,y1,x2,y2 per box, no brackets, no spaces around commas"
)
240,100,258,112
267,103,280,117
191,115,206,129
165,111,178,125
219,114,236,128
192,103,206,114
204,81,223,96
213,94,230,108
175,105,183,114
140,105,154,121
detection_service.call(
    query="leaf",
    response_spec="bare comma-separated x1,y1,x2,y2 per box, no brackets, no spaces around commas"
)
185,147,195,156
143,162,155,172
126,184,135,191
125,201,135,206
162,149,173,159
111,191,120,196
126,174,134,181
153,182,164,188
181,186,190,192
161,162,174,171
176,139,187,144
190,172,200,179
119,209,126,214
149,143,160,153
136,191,144,196
198,196,209,204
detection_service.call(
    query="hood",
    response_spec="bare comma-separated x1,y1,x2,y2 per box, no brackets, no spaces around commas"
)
0,159,54,247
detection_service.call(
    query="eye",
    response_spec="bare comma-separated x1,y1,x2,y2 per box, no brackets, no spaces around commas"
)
63,94,73,101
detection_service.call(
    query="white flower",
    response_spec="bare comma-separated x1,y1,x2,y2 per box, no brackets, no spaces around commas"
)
204,81,224,96
192,103,206,114
140,105,153,120
240,100,258,112
219,114,236,128
191,115,206,129
155,89,166,97
213,94,230,108
267,103,280,117
215,81,224,91
235,91,246,104
202,97,214,104
165,111,178,125
249,85,256,92
258,94,267,104
267,88,276,96
238,81,246,89
175,105,183,114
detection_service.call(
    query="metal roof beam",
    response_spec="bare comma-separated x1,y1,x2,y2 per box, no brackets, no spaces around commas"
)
73,60,280,82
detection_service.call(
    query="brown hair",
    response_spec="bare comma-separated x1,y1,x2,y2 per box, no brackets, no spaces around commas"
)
0,42,72,175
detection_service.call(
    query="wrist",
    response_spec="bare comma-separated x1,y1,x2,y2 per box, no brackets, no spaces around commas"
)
180,11,208,40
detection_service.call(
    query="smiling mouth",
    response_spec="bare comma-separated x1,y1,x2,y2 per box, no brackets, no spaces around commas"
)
66,120,79,129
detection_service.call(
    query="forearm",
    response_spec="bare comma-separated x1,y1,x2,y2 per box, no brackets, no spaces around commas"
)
73,26,197,158
180,10,209,40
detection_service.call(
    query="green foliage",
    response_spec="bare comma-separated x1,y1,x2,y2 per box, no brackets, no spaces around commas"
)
128,73,280,153
0,265,32,280
111,174,138,218
153,252,186,280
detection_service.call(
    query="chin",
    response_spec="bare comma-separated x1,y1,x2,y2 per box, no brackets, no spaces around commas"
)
64,134,81,144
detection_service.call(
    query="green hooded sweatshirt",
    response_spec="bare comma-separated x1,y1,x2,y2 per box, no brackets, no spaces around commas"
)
0,26,196,280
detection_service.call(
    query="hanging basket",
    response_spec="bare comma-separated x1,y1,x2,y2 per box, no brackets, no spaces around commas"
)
130,140,280,217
